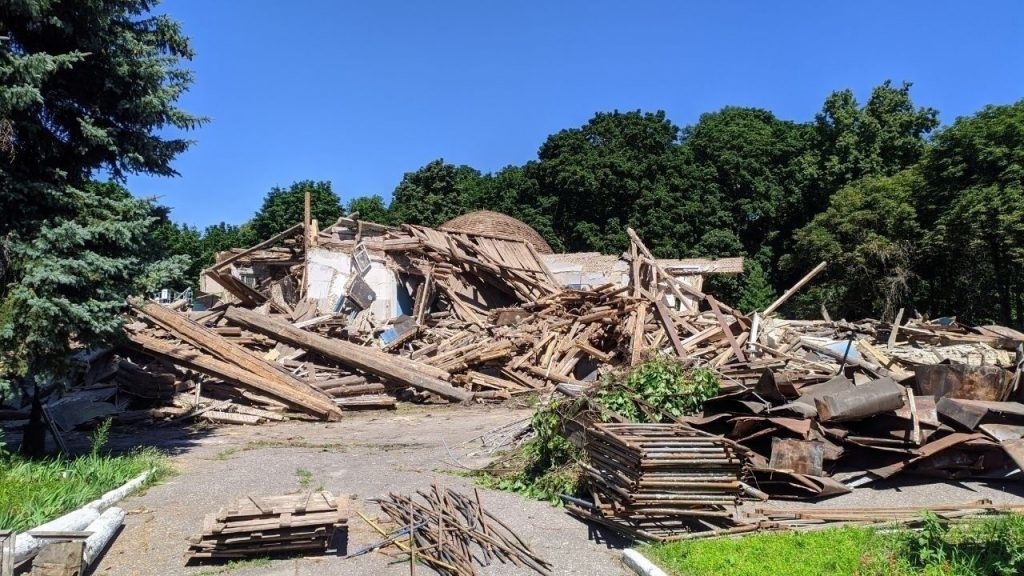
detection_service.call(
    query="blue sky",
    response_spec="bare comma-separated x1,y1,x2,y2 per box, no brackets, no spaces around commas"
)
130,0,1024,229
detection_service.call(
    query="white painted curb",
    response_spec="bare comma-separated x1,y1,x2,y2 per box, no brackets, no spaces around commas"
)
623,548,669,576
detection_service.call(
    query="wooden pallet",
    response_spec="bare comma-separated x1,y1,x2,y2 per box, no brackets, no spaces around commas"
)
188,492,347,559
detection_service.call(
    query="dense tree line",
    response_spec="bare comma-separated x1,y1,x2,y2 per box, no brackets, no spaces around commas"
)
332,84,1021,328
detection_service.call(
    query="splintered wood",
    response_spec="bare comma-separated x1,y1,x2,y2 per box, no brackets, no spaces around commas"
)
109,216,1022,440
371,485,551,576
188,492,348,559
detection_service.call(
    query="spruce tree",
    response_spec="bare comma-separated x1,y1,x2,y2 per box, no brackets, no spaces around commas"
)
1,0,202,382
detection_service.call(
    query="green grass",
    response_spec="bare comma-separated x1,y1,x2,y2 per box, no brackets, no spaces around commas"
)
642,514,1024,576
194,557,271,574
0,447,168,532
643,526,884,576
294,467,321,487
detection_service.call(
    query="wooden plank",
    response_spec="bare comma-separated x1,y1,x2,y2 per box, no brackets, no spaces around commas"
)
888,307,905,348
762,261,827,317
629,305,648,366
654,300,687,360
207,223,303,274
223,306,473,403
202,411,261,425
627,227,740,317
706,295,746,363
131,299,338,411
125,331,339,421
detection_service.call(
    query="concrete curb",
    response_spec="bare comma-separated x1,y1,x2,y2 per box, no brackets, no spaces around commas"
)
622,548,669,576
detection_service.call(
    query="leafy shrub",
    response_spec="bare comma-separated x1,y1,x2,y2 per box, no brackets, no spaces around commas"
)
892,512,1024,576
595,357,719,422
476,401,584,504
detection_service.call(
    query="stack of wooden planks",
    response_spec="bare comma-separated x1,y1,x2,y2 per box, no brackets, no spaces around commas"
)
188,492,348,560
567,423,746,541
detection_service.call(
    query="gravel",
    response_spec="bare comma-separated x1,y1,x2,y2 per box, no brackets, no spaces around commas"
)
92,404,1024,576
93,405,629,576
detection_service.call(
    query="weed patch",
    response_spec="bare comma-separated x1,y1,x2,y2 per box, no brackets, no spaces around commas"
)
0,423,169,531
194,557,271,575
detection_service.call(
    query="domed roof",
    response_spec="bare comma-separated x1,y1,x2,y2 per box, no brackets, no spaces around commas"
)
440,211,554,254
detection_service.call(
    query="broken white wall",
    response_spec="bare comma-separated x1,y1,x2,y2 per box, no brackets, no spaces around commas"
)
305,247,402,320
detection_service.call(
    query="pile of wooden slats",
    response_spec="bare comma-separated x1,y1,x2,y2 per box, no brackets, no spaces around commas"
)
90,216,1020,436
370,485,552,576
566,423,746,541
188,492,347,559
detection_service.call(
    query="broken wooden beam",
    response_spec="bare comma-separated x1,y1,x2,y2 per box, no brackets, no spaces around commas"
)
223,306,474,403
124,332,340,421
762,261,827,317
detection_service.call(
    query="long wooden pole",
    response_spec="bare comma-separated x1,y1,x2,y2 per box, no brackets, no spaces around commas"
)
762,261,827,317
205,223,303,274
223,306,474,402
129,299,341,420
303,189,312,252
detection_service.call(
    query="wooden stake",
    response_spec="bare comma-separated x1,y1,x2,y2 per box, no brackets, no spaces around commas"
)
908,388,921,445
888,307,905,348
762,261,827,317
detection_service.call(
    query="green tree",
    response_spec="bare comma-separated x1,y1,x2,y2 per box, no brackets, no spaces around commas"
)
387,159,484,227
249,180,343,240
477,163,566,252
680,107,812,276
918,101,1024,326
534,110,682,253
1,0,201,377
786,171,923,320
2,183,190,375
149,218,202,290
346,195,390,223
737,260,776,313
811,81,939,198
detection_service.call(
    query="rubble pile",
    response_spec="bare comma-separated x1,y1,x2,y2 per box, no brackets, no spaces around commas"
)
3,209,1023,541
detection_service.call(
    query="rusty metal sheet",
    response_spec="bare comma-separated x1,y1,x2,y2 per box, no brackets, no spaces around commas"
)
914,362,1014,401
769,401,818,418
730,416,812,440
816,377,905,422
755,369,798,402
980,423,1024,442
793,374,854,406
769,438,824,476
748,468,851,500
869,432,985,479
937,398,1024,431
894,394,940,427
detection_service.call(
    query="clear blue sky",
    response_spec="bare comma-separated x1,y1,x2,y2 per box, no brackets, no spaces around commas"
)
129,0,1024,229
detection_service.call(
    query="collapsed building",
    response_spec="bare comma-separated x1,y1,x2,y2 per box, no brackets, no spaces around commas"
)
5,208,1024,542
